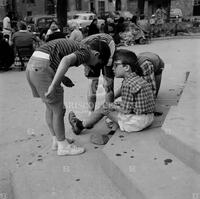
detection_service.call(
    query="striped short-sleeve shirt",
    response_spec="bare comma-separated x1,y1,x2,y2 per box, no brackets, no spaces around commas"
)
37,38,91,71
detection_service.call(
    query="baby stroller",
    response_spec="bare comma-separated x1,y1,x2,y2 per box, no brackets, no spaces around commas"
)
119,23,147,46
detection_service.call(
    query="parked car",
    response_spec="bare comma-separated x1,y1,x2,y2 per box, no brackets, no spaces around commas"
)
118,11,133,20
170,8,183,21
67,12,105,30
24,15,57,37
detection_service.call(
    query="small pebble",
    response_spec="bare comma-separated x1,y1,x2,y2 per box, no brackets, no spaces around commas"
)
123,151,127,154
130,156,134,158
111,143,114,145
17,155,20,157
116,153,122,156
37,145,42,148
119,135,124,138
40,134,44,136
164,158,173,165
154,157,157,160
132,149,134,152
94,146,98,149
28,162,32,165
37,158,43,161
75,179,80,181
38,155,42,157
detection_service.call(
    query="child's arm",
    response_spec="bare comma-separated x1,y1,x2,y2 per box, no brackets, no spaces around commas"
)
104,102,129,114
114,87,121,99
45,53,77,98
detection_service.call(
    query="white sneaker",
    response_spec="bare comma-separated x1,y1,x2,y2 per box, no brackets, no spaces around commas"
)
57,144,85,156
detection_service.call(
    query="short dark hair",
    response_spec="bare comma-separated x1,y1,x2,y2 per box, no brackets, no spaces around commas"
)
113,49,143,76
18,21,27,30
89,40,111,66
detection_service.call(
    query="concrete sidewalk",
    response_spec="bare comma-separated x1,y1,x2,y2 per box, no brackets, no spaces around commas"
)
1,38,200,199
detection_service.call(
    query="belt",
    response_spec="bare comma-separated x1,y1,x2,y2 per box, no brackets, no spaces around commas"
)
32,51,50,60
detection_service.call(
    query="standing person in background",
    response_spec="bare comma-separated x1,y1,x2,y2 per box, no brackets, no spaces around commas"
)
69,23,83,42
88,19,99,36
3,12,12,45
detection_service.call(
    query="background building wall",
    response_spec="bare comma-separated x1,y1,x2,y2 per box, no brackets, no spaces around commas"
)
171,0,193,16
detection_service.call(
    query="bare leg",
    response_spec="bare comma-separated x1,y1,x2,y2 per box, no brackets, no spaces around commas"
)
87,78,99,112
155,73,162,96
103,76,114,103
48,99,66,141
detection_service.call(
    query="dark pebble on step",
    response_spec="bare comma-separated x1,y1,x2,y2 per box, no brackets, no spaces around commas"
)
75,179,80,181
28,162,32,165
123,151,127,153
164,158,173,165
116,153,122,156
130,156,134,158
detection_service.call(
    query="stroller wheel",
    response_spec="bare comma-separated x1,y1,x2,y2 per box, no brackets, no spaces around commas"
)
139,37,146,44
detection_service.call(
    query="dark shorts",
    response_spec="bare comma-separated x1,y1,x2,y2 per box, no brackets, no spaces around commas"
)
84,65,114,79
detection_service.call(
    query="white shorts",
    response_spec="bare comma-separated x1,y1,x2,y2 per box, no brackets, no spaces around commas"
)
118,113,154,132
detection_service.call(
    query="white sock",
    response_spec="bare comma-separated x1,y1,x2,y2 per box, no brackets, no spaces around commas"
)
52,136,57,143
57,140,69,149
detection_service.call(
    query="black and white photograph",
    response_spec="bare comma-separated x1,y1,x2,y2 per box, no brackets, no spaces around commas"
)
0,0,200,198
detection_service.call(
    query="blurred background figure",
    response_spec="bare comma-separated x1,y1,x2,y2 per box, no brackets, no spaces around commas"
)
88,18,99,36
2,12,12,45
12,21,38,70
0,32,14,71
45,21,65,42
69,22,83,42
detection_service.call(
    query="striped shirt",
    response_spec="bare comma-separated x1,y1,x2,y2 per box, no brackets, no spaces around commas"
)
120,73,155,115
82,33,115,66
37,38,91,71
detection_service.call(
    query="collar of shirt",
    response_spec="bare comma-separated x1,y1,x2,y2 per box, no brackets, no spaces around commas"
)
19,30,28,32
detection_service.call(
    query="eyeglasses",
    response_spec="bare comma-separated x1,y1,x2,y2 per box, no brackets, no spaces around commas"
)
113,62,125,68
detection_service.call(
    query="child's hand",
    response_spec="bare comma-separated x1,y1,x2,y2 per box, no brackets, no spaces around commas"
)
62,76,74,87
45,85,56,100
103,102,116,111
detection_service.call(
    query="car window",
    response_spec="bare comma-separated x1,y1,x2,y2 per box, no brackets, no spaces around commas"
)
89,15,94,20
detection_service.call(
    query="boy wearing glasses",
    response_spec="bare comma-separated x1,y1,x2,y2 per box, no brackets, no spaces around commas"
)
68,49,155,137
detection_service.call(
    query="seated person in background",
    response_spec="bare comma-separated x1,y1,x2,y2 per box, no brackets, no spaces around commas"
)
69,23,83,42
0,32,14,71
68,49,155,136
45,21,65,42
12,21,39,62
137,52,165,97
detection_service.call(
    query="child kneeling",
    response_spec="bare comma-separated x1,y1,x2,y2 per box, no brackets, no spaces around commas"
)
68,49,155,134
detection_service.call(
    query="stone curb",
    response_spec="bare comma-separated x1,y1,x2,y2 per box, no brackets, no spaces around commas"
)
151,34,200,41
0,167,14,199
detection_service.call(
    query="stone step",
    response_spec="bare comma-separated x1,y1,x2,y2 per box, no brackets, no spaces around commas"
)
12,142,126,199
100,129,200,199
161,73,200,174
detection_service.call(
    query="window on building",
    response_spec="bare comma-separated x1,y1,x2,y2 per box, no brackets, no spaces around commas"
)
22,0,35,3
193,0,200,15
98,1,105,16
75,0,82,10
